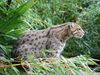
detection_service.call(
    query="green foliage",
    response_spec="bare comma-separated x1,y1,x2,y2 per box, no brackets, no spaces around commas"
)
0,56,96,75
0,0,36,34
0,0,100,75
64,0,100,58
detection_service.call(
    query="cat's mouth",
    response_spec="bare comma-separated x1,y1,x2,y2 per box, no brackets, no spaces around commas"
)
74,33,84,38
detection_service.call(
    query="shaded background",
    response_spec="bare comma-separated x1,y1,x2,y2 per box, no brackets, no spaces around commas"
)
0,0,100,60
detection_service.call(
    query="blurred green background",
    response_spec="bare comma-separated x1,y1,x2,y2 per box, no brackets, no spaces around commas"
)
0,0,100,60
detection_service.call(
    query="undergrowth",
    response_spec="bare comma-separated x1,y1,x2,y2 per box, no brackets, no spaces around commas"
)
0,55,97,75
0,0,100,75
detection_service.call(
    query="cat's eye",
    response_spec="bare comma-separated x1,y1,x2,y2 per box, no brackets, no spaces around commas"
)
78,28,81,30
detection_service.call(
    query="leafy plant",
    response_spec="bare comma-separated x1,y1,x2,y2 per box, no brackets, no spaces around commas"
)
0,55,96,75
0,0,100,75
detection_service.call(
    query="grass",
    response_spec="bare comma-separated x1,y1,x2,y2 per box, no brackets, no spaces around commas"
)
0,0,100,75
0,55,97,75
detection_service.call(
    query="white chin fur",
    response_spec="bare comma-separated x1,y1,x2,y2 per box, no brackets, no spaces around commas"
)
74,35,84,38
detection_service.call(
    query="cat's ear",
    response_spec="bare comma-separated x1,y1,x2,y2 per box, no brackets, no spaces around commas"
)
67,25,72,35
68,25,71,30
67,22,73,30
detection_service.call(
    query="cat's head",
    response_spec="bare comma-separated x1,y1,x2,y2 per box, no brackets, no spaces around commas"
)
67,22,85,38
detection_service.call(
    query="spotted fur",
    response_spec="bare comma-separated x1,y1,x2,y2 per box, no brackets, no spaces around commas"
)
11,22,85,61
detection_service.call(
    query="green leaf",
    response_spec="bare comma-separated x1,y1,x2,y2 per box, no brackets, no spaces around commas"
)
0,0,36,33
